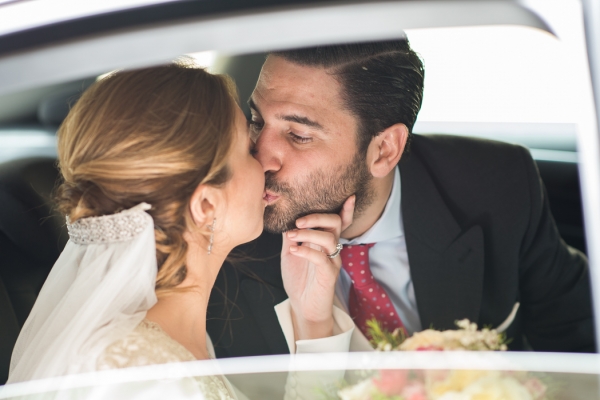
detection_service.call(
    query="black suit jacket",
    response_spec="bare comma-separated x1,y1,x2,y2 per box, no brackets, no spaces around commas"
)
207,134,595,357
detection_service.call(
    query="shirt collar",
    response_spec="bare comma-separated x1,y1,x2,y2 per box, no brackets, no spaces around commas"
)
340,167,403,245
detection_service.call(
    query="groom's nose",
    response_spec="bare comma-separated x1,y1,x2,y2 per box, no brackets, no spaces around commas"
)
253,127,283,174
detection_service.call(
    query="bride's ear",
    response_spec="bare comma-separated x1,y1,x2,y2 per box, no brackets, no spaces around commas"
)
188,184,219,227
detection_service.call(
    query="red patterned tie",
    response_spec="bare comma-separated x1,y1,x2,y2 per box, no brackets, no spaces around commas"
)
340,244,406,339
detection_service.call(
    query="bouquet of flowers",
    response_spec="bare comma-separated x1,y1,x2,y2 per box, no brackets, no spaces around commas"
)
338,369,547,400
335,319,547,400
368,319,508,352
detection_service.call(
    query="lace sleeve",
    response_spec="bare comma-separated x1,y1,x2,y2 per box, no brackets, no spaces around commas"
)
97,320,195,369
96,320,237,399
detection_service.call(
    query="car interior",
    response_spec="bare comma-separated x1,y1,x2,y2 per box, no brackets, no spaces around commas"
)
0,49,589,384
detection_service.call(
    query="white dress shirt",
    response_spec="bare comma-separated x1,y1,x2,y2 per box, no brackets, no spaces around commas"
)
338,168,422,334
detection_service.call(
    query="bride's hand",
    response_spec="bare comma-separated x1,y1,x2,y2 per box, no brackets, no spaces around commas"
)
281,196,355,340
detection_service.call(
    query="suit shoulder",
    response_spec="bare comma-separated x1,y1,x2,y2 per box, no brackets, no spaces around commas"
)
406,133,533,174
410,133,529,159
401,134,537,211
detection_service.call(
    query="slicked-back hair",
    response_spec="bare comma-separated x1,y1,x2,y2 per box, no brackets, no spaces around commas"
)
272,39,424,153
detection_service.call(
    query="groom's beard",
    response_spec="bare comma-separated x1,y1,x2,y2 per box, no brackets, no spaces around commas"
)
263,152,375,233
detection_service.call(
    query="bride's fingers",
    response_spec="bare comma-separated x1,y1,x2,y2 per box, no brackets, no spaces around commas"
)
289,243,342,269
295,213,343,238
340,195,356,232
294,196,356,235
286,229,338,255
281,232,293,255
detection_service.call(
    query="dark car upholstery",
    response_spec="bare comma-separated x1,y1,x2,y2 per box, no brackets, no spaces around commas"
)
0,275,19,385
536,160,586,254
0,157,67,383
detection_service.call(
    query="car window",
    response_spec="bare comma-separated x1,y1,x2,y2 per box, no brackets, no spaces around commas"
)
0,127,56,163
408,25,580,158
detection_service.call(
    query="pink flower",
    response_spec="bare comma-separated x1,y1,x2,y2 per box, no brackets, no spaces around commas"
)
503,370,529,382
401,382,428,400
415,345,443,351
373,369,408,395
426,369,450,383
523,378,547,399
413,370,426,381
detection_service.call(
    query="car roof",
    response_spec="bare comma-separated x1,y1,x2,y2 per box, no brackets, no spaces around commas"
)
0,0,552,53
0,0,341,55
0,0,551,96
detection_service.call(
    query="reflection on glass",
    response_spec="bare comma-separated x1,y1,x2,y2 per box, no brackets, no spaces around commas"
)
1,353,599,399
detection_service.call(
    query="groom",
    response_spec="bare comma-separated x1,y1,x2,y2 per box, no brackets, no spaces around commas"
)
206,40,595,355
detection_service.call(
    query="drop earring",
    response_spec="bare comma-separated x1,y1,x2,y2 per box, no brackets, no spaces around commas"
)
207,218,216,255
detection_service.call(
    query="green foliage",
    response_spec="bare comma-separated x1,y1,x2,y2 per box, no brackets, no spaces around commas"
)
366,319,407,350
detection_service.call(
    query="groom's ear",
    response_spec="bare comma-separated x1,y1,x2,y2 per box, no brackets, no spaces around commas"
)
366,123,408,178
188,184,218,227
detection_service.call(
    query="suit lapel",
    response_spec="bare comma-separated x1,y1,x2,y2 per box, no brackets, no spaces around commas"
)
238,232,291,354
400,148,485,331
240,279,290,354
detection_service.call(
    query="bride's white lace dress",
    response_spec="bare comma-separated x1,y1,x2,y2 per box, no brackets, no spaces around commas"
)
97,319,236,399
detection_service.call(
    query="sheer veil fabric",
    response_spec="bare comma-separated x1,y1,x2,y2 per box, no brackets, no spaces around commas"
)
8,203,158,383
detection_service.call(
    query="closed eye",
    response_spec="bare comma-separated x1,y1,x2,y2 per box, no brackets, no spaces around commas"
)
249,120,311,144
289,132,312,144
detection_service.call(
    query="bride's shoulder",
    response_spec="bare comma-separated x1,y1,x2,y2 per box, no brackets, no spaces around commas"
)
97,320,236,399
97,319,196,370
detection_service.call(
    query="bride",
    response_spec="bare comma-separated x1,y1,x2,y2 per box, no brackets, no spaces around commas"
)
7,62,353,397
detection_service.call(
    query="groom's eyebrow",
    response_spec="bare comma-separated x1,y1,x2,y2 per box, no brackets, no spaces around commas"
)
280,114,323,130
248,98,324,131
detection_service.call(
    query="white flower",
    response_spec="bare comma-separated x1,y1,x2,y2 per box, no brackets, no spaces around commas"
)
455,319,471,330
461,375,533,400
338,378,375,400
437,393,471,400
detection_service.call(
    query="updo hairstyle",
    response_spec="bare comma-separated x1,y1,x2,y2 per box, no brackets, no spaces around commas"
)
55,63,239,295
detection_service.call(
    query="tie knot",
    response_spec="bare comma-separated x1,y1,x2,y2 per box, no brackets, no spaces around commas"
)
340,243,375,286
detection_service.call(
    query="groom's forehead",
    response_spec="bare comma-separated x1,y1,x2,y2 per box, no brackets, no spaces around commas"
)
254,56,344,109
258,56,325,85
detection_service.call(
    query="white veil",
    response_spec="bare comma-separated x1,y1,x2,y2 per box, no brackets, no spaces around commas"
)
8,203,158,383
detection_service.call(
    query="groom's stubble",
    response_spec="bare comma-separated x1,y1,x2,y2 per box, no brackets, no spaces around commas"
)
263,150,375,233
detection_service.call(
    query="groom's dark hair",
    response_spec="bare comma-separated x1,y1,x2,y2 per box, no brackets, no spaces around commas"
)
271,39,424,153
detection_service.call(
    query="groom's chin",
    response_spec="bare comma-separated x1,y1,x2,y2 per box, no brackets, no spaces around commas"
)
263,203,346,234
263,206,298,234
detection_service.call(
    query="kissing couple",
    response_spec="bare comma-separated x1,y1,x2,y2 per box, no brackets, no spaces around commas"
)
8,40,593,398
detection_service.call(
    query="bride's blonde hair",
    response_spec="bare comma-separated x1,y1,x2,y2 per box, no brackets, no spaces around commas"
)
56,63,238,295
